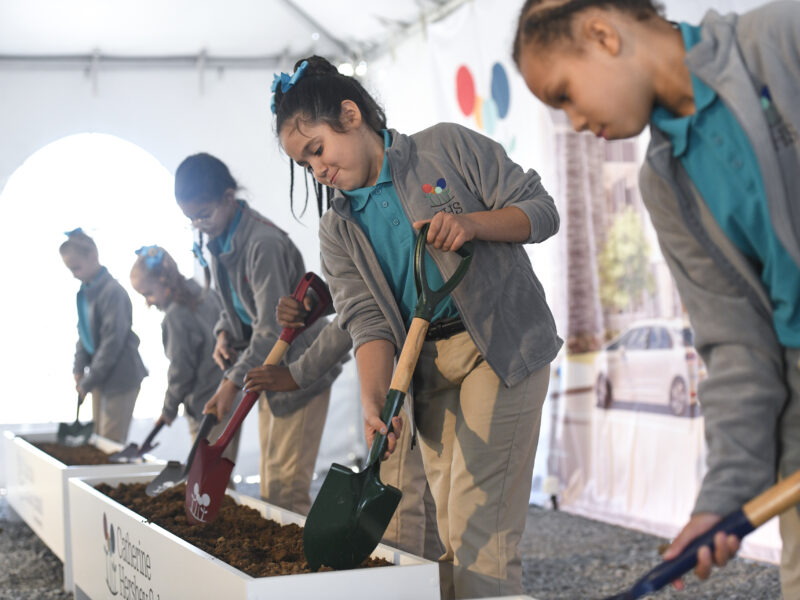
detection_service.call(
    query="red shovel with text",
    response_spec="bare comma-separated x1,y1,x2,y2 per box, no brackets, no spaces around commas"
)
184,272,332,525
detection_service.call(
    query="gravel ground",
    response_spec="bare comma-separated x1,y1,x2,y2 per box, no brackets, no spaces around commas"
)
0,498,72,600
0,492,781,599
522,506,781,600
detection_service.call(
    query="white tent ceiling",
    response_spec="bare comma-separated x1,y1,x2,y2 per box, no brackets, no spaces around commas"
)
0,0,461,64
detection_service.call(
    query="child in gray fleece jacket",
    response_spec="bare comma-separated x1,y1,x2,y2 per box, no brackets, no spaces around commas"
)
272,55,561,599
174,153,344,514
130,245,240,462
515,0,800,595
60,229,147,444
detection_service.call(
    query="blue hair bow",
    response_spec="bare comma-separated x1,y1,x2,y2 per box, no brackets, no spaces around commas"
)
64,227,84,237
270,60,309,114
192,242,209,268
135,245,165,270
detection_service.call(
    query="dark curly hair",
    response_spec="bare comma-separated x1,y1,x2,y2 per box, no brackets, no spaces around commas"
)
512,0,663,64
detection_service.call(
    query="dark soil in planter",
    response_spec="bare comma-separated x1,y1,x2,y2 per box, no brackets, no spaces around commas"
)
32,442,112,465
95,482,391,577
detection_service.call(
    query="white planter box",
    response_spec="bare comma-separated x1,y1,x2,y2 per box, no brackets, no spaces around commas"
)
68,473,440,600
2,430,163,591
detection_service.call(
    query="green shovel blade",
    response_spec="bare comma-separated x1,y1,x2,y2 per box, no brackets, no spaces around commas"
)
303,462,402,570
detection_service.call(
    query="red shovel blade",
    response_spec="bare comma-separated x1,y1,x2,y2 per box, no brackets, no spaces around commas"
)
184,439,234,525
184,391,259,525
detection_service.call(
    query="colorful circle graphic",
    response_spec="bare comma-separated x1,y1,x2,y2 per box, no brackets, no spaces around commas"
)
456,66,476,117
482,97,499,135
491,62,510,119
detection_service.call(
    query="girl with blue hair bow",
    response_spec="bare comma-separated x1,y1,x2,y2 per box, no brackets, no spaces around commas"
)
60,228,147,443
130,245,242,464
272,55,561,598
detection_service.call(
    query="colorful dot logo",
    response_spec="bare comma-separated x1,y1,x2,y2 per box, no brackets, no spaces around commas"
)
421,178,452,207
456,62,511,136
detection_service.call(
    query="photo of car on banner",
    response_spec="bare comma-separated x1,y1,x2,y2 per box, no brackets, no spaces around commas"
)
595,319,707,416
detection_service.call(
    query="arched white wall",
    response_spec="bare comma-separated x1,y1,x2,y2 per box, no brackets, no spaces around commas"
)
0,67,321,270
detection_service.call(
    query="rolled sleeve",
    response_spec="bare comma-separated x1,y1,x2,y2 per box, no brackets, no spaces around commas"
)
452,124,559,243
287,317,352,389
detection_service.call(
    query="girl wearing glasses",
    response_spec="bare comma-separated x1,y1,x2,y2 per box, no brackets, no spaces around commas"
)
174,153,346,513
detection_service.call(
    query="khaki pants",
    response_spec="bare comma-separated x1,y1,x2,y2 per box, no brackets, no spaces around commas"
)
379,412,444,560
779,349,800,598
258,389,330,515
413,331,549,599
91,386,139,444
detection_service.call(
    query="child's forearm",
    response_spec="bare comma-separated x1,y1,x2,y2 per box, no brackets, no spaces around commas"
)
464,206,530,243
355,339,394,402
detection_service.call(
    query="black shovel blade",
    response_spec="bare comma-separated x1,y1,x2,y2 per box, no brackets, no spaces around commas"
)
303,462,402,570
145,460,185,497
57,420,95,446
145,413,217,497
109,443,139,463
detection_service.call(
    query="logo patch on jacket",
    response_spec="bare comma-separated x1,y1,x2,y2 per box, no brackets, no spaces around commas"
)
422,178,462,214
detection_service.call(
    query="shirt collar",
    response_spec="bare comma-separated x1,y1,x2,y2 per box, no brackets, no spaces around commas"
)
80,266,107,292
346,129,392,213
650,22,716,158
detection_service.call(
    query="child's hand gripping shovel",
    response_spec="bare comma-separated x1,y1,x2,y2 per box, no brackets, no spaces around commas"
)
57,393,94,446
184,272,332,525
145,413,217,497
604,469,800,600
109,420,166,463
302,223,474,570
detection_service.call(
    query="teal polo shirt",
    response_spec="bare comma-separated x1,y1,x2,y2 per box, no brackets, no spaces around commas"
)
344,130,459,327
208,200,253,326
76,267,107,355
651,23,800,347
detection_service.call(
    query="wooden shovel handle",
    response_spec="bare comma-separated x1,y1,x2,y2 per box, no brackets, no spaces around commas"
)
214,339,290,449
743,469,800,527
388,318,429,394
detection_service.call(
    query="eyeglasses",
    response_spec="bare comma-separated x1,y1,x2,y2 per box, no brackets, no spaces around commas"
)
186,204,221,224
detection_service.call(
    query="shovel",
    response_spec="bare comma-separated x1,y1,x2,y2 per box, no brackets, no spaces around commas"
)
604,469,800,600
57,393,94,446
303,223,473,570
184,272,333,525
109,420,165,463
145,413,217,497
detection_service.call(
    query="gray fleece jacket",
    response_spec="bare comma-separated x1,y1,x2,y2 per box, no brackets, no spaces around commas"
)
640,1,800,516
73,267,148,395
319,123,562,390
210,202,344,416
161,282,224,421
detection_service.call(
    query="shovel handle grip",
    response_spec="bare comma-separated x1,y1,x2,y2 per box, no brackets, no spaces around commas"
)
279,272,332,344
365,388,407,468
614,469,800,598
